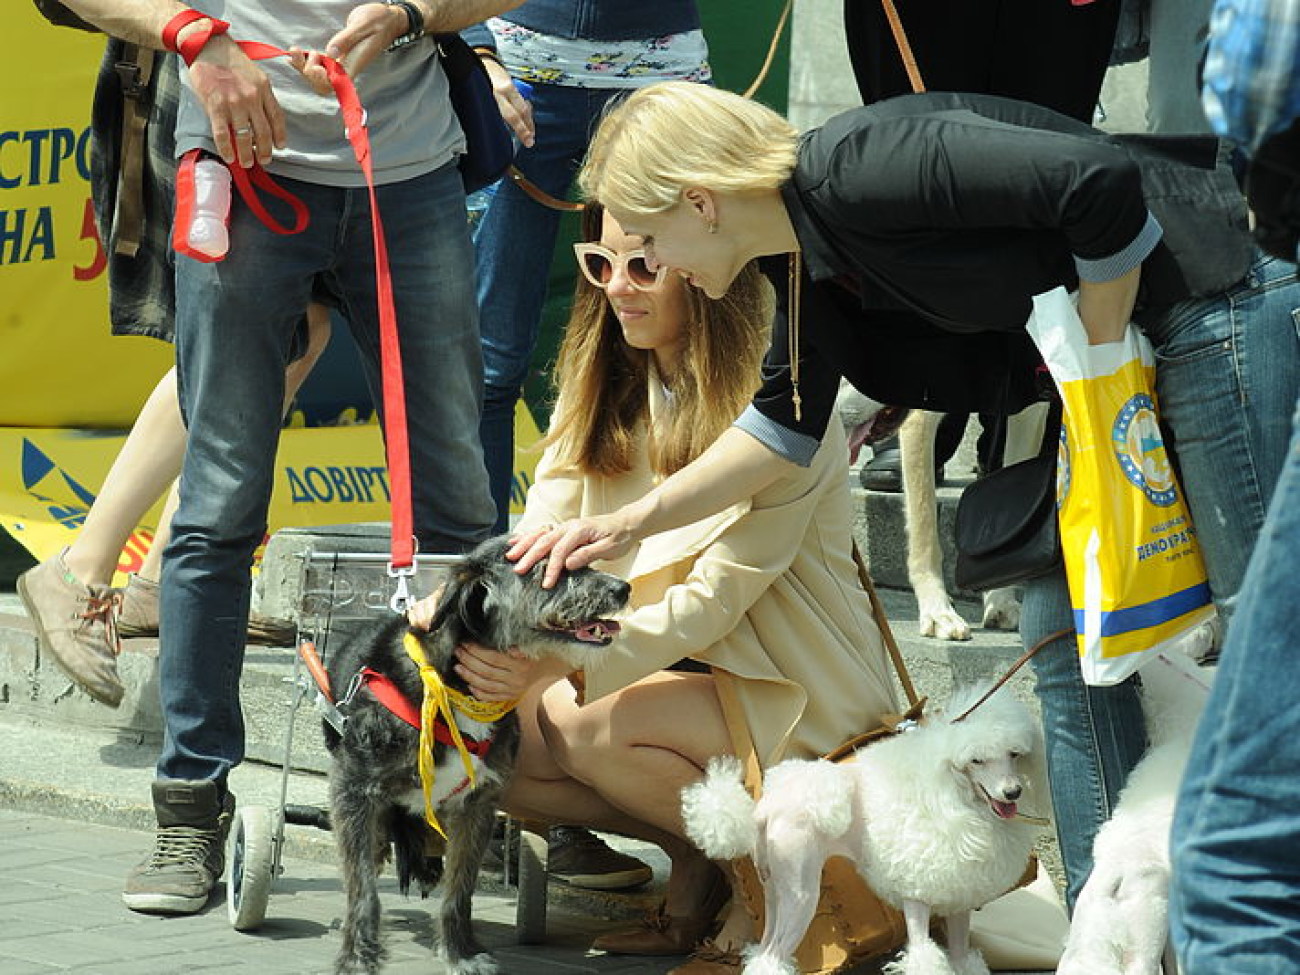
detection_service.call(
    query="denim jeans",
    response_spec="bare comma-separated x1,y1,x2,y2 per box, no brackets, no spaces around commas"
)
1170,395,1300,972
158,163,495,784
475,83,624,533
1025,252,1300,909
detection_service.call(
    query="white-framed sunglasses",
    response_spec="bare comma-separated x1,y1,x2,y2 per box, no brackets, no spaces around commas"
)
573,242,668,292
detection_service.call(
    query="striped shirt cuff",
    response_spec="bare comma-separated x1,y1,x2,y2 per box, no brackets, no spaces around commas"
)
1074,211,1164,283
735,405,820,467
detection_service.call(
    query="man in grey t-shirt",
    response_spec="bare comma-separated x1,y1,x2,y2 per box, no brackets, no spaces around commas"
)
58,0,519,917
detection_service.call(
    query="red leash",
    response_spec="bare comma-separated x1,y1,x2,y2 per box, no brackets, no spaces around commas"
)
165,12,416,575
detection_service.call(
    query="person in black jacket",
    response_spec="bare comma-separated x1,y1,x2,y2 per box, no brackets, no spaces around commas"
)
514,81,1300,909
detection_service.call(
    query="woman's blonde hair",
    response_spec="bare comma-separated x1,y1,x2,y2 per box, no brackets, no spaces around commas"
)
542,204,771,478
579,81,800,218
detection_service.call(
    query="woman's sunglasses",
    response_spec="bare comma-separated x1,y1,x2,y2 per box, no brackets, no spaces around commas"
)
573,243,668,292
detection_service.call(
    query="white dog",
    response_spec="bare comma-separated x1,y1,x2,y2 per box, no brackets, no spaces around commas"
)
1058,652,1212,975
682,685,1047,975
837,385,1046,640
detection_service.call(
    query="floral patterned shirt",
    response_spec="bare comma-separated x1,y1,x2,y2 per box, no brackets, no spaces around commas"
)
487,18,711,88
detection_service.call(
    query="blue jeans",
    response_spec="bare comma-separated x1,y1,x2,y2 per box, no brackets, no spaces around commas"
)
475,83,624,533
1170,395,1300,972
158,163,495,784
1026,253,1300,909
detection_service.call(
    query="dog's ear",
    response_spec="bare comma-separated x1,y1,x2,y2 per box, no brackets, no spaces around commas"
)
428,560,491,645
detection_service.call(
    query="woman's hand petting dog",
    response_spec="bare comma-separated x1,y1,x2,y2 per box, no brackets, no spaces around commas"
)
406,584,570,701
454,642,570,702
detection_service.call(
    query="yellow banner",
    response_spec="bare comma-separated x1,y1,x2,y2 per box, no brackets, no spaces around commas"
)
2,10,174,429
0,403,541,585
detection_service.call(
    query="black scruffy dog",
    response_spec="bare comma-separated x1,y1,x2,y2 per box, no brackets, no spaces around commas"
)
323,536,630,975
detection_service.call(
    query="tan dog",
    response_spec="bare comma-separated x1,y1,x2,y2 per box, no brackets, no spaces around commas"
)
839,382,1047,640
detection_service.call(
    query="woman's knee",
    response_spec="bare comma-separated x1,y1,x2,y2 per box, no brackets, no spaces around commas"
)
536,680,602,779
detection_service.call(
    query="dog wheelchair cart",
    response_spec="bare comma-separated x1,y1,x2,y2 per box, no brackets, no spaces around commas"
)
225,548,551,939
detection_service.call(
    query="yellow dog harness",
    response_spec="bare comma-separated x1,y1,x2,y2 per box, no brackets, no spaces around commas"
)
402,632,519,837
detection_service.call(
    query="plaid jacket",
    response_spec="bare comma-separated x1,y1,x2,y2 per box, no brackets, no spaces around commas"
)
1203,0,1300,151
90,40,178,342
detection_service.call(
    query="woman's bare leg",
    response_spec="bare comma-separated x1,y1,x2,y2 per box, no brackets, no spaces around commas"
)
61,367,185,587
134,303,333,582
523,671,752,943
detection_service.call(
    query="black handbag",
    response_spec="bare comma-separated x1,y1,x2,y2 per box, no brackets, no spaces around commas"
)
434,33,514,194
954,452,1061,592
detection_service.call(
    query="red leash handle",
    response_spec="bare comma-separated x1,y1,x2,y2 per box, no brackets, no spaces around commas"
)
161,10,232,66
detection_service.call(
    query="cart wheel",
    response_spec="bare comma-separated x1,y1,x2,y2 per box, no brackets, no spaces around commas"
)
515,827,548,944
227,804,279,931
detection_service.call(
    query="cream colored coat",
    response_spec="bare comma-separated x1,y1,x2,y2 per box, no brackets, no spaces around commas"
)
519,378,900,766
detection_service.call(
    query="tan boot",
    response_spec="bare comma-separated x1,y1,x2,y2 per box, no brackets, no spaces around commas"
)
17,550,123,707
118,573,296,645
667,941,745,974
592,867,729,955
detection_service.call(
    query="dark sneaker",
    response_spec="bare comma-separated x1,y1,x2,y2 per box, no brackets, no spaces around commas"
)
118,574,296,645
548,826,653,891
17,550,124,707
123,780,235,915
859,439,902,493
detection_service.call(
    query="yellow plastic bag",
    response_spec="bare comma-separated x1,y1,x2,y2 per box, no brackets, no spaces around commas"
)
1026,288,1215,686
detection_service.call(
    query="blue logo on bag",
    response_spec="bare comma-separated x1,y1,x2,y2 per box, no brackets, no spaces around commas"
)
1112,394,1178,507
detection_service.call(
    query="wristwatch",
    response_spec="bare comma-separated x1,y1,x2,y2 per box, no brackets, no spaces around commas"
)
384,0,425,52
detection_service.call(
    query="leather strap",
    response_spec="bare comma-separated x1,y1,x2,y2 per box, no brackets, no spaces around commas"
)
712,540,918,788
741,0,794,99
850,542,919,708
112,44,155,258
507,164,583,212
880,0,925,94
949,627,1073,723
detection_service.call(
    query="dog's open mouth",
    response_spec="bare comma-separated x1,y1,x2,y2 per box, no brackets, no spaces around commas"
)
980,785,1019,821
542,619,622,644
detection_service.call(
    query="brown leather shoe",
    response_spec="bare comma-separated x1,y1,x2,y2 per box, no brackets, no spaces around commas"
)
592,905,717,956
667,941,744,974
592,869,730,956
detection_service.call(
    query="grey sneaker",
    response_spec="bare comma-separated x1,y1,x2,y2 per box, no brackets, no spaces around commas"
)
548,826,653,891
123,779,235,915
17,550,124,707
118,573,296,646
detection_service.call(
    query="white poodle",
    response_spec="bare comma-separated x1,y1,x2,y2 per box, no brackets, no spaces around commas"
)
1058,652,1212,975
682,684,1047,975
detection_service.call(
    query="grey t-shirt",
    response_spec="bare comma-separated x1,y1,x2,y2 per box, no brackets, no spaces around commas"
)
175,0,464,187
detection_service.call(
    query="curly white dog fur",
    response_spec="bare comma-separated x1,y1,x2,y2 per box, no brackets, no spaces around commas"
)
683,685,1046,975
1057,653,1211,975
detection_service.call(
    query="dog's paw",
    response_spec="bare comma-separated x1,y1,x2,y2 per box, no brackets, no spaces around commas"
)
443,952,498,975
885,937,957,975
918,605,972,642
954,950,990,975
741,945,799,975
980,588,1021,631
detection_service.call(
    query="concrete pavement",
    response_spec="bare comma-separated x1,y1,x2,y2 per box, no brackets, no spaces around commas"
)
0,807,693,975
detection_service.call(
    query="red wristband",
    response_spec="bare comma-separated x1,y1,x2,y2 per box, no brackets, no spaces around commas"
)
161,9,231,66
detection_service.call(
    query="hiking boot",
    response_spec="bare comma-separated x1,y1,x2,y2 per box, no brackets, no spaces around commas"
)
17,550,124,707
123,779,235,915
117,573,297,645
548,826,653,891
